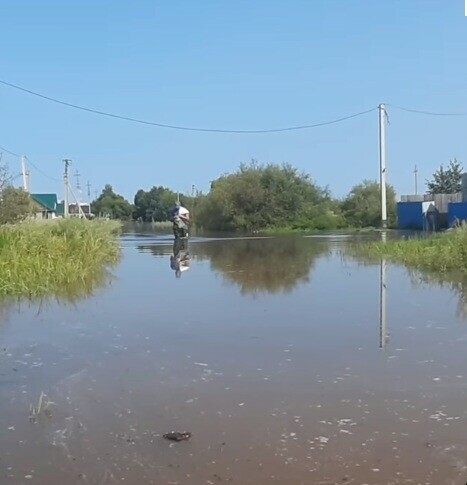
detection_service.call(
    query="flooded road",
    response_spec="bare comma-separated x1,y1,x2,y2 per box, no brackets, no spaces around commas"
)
1,230,467,484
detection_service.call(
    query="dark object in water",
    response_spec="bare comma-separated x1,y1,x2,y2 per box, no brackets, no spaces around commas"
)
163,431,192,442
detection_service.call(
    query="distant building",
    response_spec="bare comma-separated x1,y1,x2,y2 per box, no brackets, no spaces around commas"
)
69,203,93,218
397,173,467,230
30,193,60,219
30,193,93,219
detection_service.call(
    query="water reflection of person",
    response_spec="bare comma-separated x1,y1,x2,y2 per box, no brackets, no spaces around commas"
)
170,237,191,278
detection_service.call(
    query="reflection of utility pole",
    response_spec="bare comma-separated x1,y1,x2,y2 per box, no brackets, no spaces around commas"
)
379,231,388,349
63,159,71,218
414,165,418,195
379,258,388,349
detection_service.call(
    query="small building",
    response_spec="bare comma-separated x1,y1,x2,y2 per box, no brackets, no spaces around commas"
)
30,193,60,219
397,200,438,231
69,203,93,218
398,192,462,231
448,202,467,227
30,194,93,219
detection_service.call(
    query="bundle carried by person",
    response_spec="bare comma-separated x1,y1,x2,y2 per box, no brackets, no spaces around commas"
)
171,201,190,239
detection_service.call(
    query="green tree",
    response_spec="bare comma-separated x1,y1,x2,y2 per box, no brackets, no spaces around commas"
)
195,161,342,231
0,187,33,224
92,185,133,220
426,159,464,194
133,186,178,222
0,163,32,224
341,180,396,228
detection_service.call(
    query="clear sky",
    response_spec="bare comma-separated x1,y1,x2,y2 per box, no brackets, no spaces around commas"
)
0,0,466,202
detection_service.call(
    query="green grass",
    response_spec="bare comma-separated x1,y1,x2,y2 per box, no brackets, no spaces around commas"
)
365,227,467,273
0,219,122,298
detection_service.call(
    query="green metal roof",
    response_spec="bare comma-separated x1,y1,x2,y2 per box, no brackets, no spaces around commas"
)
30,193,58,212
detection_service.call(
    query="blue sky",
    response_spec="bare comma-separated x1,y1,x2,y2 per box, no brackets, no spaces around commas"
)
0,0,466,202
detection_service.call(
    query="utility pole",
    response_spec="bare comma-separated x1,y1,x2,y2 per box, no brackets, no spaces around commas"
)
63,159,71,218
86,181,91,217
69,183,86,218
414,165,418,195
191,184,196,197
21,156,30,192
74,170,81,191
73,169,82,217
378,104,388,228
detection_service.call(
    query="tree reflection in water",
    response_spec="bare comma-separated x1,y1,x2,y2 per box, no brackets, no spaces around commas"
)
141,236,330,295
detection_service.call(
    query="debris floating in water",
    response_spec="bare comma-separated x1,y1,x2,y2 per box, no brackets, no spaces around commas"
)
163,431,192,442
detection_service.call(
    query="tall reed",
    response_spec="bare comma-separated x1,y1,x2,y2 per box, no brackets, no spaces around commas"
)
366,227,467,273
0,219,122,297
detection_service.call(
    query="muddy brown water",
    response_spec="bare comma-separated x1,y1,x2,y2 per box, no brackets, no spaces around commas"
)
1,231,467,484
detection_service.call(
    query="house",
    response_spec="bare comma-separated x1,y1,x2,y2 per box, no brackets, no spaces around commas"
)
30,193,60,219
69,203,93,218
30,193,93,219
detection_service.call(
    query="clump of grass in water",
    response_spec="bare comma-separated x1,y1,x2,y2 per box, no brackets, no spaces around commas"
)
364,227,467,273
0,219,122,297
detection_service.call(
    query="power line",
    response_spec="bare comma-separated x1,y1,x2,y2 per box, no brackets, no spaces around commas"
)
387,104,467,117
27,158,61,182
0,145,61,182
0,145,20,157
0,79,377,133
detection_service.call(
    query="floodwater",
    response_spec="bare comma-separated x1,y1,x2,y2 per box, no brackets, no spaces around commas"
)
1,229,467,484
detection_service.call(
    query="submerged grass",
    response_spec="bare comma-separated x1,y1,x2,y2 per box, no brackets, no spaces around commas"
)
0,219,122,297
365,227,467,273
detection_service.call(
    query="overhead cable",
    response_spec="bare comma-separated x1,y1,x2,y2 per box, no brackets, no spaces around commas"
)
0,145,60,182
0,79,377,133
387,104,467,117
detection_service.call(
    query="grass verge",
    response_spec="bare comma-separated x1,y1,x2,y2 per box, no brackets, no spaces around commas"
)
364,227,467,273
0,219,122,297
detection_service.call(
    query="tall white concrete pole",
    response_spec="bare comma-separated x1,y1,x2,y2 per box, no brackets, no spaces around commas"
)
21,156,28,192
379,104,388,228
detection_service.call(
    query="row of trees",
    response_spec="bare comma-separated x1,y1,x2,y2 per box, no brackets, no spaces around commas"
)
91,158,464,230
91,162,398,230
0,157,461,228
